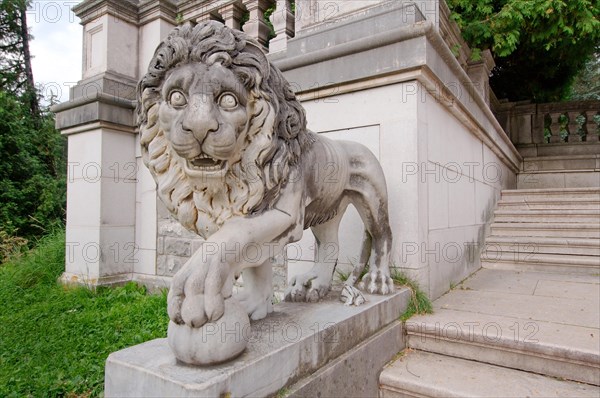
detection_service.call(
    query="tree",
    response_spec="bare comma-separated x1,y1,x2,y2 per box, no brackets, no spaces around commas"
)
569,47,600,100
448,0,600,102
0,0,66,243
0,0,38,117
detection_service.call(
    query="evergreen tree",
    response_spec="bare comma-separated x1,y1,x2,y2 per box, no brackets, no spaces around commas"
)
0,0,38,117
569,48,600,100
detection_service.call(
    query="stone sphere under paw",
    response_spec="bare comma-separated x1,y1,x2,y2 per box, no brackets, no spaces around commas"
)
168,298,250,365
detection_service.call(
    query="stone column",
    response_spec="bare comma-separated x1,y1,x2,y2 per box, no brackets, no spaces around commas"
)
567,111,582,142
220,1,245,31
136,1,177,287
585,111,599,142
241,0,273,50
467,50,495,106
548,113,563,143
269,0,294,53
53,0,140,287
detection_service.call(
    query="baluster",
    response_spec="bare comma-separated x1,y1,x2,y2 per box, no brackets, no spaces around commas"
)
567,111,582,142
585,111,599,142
269,0,294,53
548,112,563,143
220,1,245,30
241,0,273,51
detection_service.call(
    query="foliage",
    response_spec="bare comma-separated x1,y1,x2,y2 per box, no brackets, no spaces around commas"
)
0,0,26,93
390,271,433,321
0,91,66,242
336,266,432,321
448,0,600,102
0,229,169,397
0,0,62,244
0,0,37,115
0,229,28,263
569,48,600,100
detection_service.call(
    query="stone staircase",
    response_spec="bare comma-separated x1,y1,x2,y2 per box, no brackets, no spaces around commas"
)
379,188,600,397
483,188,600,275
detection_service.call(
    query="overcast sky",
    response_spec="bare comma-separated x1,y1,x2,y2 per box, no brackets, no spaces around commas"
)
28,0,83,104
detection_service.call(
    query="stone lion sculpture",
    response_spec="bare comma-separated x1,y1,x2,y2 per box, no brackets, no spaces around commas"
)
138,21,394,364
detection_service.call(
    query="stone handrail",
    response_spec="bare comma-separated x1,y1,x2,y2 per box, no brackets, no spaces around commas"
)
498,101,600,145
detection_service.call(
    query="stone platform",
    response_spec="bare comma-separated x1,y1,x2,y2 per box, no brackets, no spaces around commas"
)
105,288,410,397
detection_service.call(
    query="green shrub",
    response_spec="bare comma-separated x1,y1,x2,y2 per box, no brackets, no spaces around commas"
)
0,91,66,242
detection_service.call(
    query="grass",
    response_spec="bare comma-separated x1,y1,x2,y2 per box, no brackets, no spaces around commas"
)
0,229,168,397
390,270,433,321
337,265,433,321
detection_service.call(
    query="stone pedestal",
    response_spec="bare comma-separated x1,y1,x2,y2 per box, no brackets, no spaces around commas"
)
105,288,410,397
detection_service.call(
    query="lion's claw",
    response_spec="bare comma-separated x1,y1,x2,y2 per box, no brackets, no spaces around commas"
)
181,294,207,327
205,293,225,322
358,270,395,295
167,291,185,325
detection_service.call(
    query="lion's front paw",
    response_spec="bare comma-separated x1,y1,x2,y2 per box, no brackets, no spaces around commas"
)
358,270,395,295
284,273,330,302
172,292,225,328
168,265,226,328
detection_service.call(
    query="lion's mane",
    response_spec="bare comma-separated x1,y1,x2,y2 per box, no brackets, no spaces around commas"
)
137,21,314,236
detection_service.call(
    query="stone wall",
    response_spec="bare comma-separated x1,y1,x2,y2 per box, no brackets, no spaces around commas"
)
274,1,520,299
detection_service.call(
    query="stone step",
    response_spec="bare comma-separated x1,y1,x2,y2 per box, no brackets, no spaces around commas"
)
404,269,600,386
380,350,600,398
481,251,599,275
497,198,600,210
493,209,600,223
484,236,600,257
490,222,600,238
482,260,600,275
501,187,600,202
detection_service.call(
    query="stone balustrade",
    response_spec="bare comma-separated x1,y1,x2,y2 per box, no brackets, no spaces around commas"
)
179,0,290,52
544,103,600,144
497,101,600,146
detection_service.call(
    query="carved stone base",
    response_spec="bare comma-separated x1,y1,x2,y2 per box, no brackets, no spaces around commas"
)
104,288,410,397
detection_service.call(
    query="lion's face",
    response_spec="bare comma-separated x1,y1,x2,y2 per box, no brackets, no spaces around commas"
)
158,62,250,184
138,21,311,238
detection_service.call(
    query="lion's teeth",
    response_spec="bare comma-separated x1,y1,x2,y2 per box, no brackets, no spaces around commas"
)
187,156,224,172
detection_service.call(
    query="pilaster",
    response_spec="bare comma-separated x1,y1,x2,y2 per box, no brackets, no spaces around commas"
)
53,0,141,287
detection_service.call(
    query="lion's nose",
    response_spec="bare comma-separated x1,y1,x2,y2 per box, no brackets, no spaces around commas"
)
182,94,219,143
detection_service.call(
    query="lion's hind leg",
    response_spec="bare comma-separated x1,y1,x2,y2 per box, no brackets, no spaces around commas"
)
344,147,395,295
284,208,346,302
235,262,274,321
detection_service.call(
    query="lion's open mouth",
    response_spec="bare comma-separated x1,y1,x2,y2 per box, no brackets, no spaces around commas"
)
186,154,225,172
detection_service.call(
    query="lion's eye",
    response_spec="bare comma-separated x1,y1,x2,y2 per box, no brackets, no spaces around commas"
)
218,93,238,109
169,91,187,107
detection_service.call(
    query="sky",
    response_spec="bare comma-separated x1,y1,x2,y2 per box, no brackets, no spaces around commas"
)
28,0,83,104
